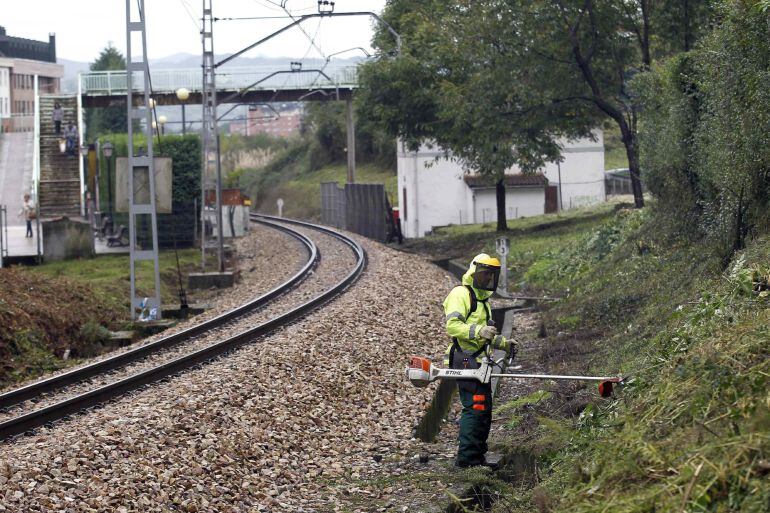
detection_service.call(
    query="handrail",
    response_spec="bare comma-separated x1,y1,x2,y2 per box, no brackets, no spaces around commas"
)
80,65,359,96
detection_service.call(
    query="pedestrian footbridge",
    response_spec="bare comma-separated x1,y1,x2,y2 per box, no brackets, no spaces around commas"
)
80,65,358,107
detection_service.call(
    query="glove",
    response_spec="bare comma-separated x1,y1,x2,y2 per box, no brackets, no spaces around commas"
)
491,334,508,350
505,338,518,359
478,325,498,340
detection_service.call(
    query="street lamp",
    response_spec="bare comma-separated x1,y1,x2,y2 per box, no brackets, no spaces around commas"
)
102,141,114,223
158,115,167,136
176,87,190,135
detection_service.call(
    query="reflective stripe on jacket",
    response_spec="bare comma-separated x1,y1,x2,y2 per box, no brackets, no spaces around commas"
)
443,285,491,361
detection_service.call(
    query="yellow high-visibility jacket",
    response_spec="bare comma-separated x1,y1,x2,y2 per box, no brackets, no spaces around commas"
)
443,260,509,363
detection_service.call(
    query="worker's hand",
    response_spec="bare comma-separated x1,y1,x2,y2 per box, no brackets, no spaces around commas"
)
491,334,508,350
478,325,498,340
505,338,518,360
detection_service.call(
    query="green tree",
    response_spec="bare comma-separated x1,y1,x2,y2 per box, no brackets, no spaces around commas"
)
361,0,711,221
488,0,712,208
359,1,595,231
84,44,127,141
636,0,770,260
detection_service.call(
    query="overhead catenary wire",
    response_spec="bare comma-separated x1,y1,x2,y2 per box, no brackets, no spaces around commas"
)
178,0,202,30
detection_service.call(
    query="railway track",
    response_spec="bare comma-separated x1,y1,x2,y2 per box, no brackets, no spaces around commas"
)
0,215,365,441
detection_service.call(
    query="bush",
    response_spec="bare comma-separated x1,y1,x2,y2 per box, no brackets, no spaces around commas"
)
635,2,770,260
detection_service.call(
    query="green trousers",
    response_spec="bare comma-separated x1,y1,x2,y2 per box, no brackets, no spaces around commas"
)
456,382,492,467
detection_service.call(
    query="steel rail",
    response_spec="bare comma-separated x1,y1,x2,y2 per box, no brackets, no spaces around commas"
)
0,216,365,441
0,218,317,410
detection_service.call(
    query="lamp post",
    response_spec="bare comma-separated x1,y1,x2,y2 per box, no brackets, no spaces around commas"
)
176,87,189,135
102,141,114,222
158,115,167,136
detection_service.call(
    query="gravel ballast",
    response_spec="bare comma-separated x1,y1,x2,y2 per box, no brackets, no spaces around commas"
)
0,232,460,512
0,222,355,424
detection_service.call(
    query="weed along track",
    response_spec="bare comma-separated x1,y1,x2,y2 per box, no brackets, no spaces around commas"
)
0,215,365,440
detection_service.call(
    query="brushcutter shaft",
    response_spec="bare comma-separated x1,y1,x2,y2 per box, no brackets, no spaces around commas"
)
490,373,623,383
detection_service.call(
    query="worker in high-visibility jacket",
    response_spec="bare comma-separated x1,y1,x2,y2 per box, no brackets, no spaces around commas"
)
443,254,515,468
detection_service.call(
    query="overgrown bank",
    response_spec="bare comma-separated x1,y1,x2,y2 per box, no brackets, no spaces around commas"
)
445,206,769,512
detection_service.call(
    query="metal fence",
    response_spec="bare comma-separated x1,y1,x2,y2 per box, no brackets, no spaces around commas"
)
321,182,388,242
321,182,346,229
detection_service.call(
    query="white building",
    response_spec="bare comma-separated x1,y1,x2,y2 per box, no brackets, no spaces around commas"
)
396,131,605,238
0,58,11,133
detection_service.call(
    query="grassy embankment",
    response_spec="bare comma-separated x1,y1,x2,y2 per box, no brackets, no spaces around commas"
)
0,249,205,387
603,124,629,171
401,203,768,512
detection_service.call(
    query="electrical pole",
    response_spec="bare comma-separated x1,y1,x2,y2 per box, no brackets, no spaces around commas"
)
201,0,225,272
126,0,162,320
346,96,355,184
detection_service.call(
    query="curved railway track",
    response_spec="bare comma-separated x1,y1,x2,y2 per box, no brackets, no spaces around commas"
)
0,215,366,441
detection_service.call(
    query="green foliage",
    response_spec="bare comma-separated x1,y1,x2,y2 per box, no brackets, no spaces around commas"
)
361,0,712,214
302,102,396,170
522,209,645,291
485,203,770,511
498,390,553,413
84,44,127,140
97,134,201,247
636,1,770,259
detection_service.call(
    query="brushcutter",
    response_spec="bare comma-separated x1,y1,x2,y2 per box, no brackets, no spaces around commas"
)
406,355,625,397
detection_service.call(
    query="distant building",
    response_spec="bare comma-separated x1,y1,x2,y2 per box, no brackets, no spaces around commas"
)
0,58,11,132
0,26,63,132
246,105,302,138
397,131,606,238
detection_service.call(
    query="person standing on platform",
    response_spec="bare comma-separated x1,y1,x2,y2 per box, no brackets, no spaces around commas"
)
19,193,35,238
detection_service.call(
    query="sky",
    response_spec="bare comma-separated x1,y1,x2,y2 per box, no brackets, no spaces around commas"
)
2,0,388,63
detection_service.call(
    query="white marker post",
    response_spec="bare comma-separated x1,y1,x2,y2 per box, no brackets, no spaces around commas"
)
277,198,284,218
495,236,510,294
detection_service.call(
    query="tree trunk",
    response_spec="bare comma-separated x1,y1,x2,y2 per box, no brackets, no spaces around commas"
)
640,0,652,67
496,179,508,232
683,0,691,51
619,120,645,208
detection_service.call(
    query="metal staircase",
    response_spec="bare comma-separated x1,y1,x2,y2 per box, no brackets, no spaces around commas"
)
38,95,81,218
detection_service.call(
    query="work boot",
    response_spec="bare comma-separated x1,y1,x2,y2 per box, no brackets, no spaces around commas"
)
482,453,502,471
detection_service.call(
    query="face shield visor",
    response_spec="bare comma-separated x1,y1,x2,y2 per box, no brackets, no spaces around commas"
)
472,262,501,291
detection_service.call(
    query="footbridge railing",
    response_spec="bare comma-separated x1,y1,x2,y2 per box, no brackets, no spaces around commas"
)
80,65,359,97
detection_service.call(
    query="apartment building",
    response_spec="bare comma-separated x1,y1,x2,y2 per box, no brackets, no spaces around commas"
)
0,26,63,132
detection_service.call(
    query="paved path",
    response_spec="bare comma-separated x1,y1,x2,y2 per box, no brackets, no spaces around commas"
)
1,225,42,258
0,132,34,226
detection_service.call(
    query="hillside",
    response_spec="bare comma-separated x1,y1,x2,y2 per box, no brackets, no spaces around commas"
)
407,205,769,512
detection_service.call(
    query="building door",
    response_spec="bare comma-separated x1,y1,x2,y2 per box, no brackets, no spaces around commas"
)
545,185,559,213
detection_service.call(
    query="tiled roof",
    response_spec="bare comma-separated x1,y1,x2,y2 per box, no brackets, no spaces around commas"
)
463,173,548,188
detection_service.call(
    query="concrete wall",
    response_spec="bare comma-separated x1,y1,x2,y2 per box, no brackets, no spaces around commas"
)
207,205,250,238
472,187,545,224
397,141,471,238
540,131,606,209
42,217,94,261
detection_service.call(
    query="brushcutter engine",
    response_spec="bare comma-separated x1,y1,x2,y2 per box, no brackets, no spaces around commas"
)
406,356,625,397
